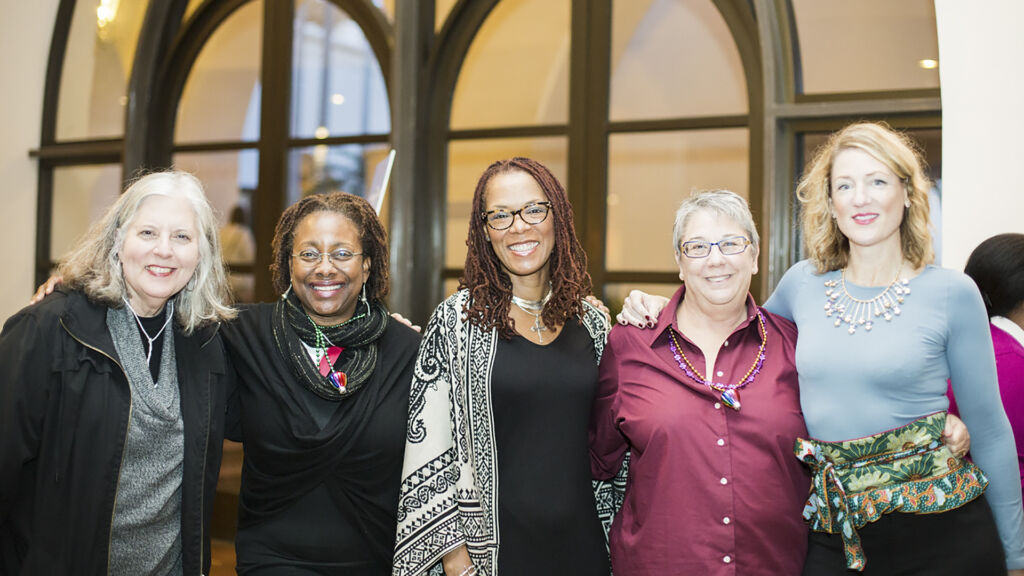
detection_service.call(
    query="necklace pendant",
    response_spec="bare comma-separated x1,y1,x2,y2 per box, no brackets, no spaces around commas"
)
531,317,547,343
328,370,347,393
720,388,741,410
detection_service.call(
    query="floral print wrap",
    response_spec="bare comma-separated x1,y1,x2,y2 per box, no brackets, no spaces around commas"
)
794,411,988,571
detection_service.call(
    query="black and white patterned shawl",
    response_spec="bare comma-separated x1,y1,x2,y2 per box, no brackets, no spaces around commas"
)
393,289,627,576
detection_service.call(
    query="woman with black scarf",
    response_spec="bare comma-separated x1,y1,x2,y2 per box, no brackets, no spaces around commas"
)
223,192,421,574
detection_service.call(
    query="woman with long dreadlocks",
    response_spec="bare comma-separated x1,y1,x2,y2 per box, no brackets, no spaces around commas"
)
393,158,614,576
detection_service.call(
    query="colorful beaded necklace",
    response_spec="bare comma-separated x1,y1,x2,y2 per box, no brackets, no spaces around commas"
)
666,309,767,411
308,306,368,393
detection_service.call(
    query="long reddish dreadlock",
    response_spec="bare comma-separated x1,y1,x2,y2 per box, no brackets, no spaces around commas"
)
460,157,592,339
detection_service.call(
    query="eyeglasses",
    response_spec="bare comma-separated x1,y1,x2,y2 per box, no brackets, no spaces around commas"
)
481,201,552,230
680,236,752,258
293,248,363,266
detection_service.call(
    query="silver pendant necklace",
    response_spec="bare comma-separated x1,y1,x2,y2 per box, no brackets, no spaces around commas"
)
511,284,552,343
122,297,173,370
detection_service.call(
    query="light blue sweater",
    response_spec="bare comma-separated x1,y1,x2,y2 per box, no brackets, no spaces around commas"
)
766,260,1024,568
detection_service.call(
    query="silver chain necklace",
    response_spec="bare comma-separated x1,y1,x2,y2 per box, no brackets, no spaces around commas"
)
122,297,173,367
511,284,552,343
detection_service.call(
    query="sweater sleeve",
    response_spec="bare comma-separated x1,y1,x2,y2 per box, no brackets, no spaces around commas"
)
945,274,1024,568
589,329,627,480
0,307,51,519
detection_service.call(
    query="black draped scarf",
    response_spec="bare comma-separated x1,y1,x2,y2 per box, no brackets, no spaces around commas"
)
273,289,389,400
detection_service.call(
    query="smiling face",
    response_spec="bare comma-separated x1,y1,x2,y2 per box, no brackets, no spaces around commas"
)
289,211,371,326
483,170,555,287
676,209,758,312
830,147,908,253
119,194,201,316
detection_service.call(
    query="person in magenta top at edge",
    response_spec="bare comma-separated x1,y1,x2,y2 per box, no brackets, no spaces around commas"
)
589,190,809,575
949,233,1024,491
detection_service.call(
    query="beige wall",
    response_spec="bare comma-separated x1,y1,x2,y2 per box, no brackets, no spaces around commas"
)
935,0,1024,271
0,0,60,324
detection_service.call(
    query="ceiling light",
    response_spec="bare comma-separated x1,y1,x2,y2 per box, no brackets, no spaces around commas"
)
314,126,330,139
331,94,345,105
918,59,938,70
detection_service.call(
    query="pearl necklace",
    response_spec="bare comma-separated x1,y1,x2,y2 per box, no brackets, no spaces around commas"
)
511,284,552,343
666,309,767,411
823,264,911,335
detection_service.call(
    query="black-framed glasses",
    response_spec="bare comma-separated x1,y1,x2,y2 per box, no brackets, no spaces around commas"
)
481,201,552,230
680,236,752,258
293,248,363,266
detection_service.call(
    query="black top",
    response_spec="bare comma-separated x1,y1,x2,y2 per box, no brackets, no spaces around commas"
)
491,320,610,576
135,307,167,382
223,304,420,575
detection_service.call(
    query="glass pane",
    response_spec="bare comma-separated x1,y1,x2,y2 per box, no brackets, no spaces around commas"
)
446,137,568,268
286,143,392,208
372,0,394,23
450,0,570,129
436,0,457,31
610,0,747,121
444,278,461,299
799,127,942,263
173,150,260,302
184,0,205,22
56,0,151,140
603,282,680,319
606,128,749,272
292,0,390,138
51,165,123,261
792,0,939,94
176,0,263,143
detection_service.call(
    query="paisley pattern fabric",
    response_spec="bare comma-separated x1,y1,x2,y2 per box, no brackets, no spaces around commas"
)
795,411,989,571
393,290,622,576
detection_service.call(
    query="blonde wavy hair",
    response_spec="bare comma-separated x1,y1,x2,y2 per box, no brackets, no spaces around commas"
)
796,122,934,273
59,170,236,333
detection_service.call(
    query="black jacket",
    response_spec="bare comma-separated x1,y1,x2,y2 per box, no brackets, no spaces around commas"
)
0,289,230,575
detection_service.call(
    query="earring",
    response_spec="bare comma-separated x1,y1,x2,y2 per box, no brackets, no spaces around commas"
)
281,285,292,300
904,198,911,208
185,274,197,292
360,282,369,307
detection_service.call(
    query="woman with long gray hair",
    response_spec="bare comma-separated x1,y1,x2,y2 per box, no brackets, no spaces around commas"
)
0,170,235,575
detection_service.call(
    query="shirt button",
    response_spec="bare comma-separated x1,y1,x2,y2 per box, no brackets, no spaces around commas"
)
720,477,728,485
723,516,731,524
723,555,732,564
717,438,725,446
714,402,722,410
716,370,724,377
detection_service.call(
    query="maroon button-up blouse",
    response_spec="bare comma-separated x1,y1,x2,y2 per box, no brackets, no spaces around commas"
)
589,286,809,576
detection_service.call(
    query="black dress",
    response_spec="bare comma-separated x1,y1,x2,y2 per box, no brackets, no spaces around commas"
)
490,320,610,576
223,305,421,575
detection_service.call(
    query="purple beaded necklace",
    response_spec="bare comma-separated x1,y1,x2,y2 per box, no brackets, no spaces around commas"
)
666,309,767,411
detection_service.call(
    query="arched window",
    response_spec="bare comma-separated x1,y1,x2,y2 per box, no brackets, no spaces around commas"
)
394,0,941,319
34,0,392,303
36,0,944,318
